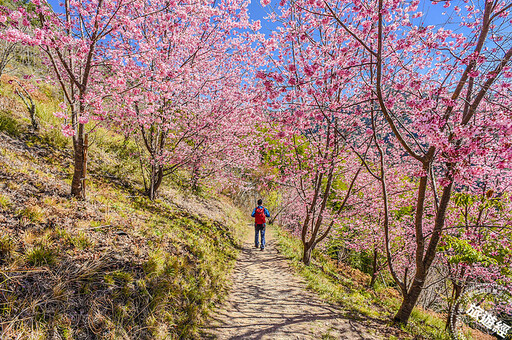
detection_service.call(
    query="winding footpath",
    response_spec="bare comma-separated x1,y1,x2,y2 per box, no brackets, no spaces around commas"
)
202,226,382,340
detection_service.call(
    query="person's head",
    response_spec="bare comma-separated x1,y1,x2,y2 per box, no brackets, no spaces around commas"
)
257,199,262,206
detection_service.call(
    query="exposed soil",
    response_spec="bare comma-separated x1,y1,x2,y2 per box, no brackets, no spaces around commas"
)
202,226,384,340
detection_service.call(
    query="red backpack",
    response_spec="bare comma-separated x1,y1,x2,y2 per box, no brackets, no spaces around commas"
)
254,207,266,224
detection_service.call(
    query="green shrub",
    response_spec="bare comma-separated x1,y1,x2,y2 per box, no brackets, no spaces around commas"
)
105,270,135,298
104,270,134,285
55,228,94,250
346,250,375,275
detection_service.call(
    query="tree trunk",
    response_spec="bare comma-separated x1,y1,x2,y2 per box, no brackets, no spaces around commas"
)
302,242,313,266
71,125,87,199
394,180,454,325
82,134,88,198
393,276,424,324
29,103,38,131
191,166,200,192
369,247,378,288
369,272,378,289
146,164,164,200
446,283,463,330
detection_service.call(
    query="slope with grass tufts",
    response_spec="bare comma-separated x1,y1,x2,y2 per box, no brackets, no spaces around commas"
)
0,75,248,339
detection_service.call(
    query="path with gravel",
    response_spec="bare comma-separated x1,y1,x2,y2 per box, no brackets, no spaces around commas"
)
202,225,382,340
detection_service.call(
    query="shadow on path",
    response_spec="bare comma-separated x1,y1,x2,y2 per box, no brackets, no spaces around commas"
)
201,227,381,340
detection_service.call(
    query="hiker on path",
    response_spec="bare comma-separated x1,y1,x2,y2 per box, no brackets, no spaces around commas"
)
251,199,270,251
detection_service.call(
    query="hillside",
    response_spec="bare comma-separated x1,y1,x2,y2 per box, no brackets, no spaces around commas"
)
1,3,512,335
0,76,248,339
0,74,500,340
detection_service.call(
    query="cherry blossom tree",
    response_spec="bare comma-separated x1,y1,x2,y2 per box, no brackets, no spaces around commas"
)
0,0,36,78
2,0,264,200
256,79,367,266
438,182,512,330
105,0,263,199
1,0,160,199
347,0,511,324
254,0,390,265
263,0,512,325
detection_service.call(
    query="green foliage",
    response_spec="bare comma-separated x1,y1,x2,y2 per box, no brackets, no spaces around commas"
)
346,249,376,275
0,76,68,148
274,225,450,340
56,229,93,250
447,192,512,280
327,177,349,209
438,235,495,265
56,322,72,340
264,189,282,212
0,194,12,211
26,244,56,266
71,233,93,249
439,234,512,276
16,205,45,223
453,192,478,208
104,270,135,297
452,191,506,211
0,234,15,261
453,192,507,225
406,308,451,340
261,131,308,176
0,110,22,137
34,96,70,149
39,128,69,149
92,130,140,182
393,205,414,221
0,0,35,12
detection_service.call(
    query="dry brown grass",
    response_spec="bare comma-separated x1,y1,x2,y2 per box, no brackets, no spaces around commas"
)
0,124,245,339
0,75,49,102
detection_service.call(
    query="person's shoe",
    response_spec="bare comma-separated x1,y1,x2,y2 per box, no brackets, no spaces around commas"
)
260,247,264,251
255,244,259,248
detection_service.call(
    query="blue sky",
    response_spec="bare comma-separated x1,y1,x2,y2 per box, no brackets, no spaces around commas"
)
47,0,275,29
247,0,278,34
247,0,464,35
46,0,466,36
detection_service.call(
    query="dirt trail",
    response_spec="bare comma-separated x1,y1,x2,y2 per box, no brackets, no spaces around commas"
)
202,226,382,340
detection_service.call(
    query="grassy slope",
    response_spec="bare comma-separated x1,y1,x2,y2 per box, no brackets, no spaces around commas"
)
0,76,248,339
0,74,467,340
273,227,453,340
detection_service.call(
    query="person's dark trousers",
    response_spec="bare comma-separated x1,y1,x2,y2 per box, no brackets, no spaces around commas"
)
254,223,266,249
